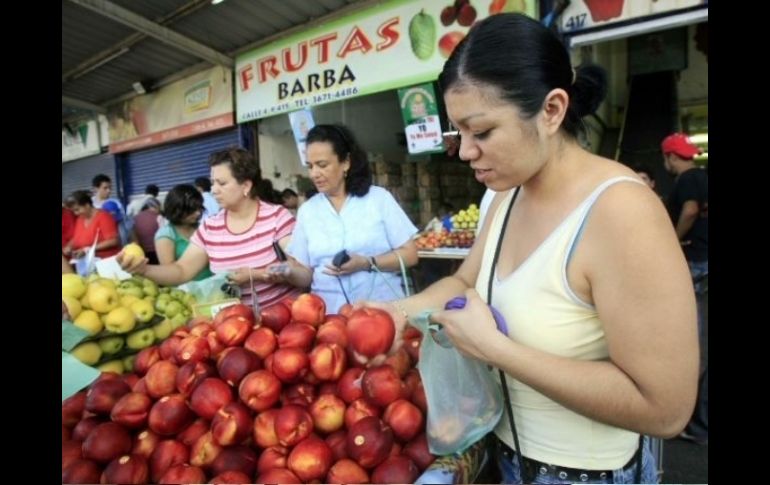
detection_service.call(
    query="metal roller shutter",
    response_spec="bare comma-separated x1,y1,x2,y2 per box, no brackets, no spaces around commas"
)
123,128,241,196
61,152,117,201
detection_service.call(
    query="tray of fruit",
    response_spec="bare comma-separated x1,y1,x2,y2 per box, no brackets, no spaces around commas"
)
62,273,197,374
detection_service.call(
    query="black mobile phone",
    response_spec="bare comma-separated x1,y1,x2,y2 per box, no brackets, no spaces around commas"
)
273,241,287,262
332,249,350,268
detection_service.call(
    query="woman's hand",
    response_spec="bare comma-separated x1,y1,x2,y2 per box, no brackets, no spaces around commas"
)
226,267,253,286
353,299,410,359
116,250,148,275
323,252,369,276
429,288,502,362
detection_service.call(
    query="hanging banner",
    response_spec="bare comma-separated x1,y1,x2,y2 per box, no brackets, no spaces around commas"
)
62,118,101,162
560,0,705,34
398,83,443,154
235,0,538,122
288,109,316,166
108,66,234,153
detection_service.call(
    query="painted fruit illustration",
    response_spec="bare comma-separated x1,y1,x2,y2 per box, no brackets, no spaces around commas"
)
583,0,625,22
409,10,436,60
438,31,466,58
489,0,527,15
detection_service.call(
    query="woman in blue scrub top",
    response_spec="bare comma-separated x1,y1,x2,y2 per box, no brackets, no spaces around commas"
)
274,124,419,313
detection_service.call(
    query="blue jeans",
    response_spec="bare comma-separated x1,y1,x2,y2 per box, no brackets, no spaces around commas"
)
688,260,708,347
497,437,659,484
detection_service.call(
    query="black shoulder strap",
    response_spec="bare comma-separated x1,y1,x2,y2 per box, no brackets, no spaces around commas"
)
485,189,530,482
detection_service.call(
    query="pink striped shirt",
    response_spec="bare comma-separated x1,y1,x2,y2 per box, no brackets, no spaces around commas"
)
190,202,300,308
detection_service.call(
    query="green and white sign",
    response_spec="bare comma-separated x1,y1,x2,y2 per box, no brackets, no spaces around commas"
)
235,0,538,122
398,83,443,154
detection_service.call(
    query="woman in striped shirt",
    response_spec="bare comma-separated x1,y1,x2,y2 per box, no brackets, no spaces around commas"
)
120,148,302,309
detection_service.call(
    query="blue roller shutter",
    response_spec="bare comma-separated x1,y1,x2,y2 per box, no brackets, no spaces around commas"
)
61,152,116,200
123,128,241,196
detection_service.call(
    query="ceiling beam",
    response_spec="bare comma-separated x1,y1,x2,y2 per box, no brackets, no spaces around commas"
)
62,96,107,114
68,0,233,68
63,0,211,83
102,0,381,108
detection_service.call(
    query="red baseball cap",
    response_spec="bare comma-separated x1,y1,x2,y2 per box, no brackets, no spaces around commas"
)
661,133,700,159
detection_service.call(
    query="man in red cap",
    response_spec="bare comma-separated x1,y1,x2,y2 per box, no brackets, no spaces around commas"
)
661,132,708,446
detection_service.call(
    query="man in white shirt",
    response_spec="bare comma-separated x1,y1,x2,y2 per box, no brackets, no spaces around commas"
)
195,176,220,219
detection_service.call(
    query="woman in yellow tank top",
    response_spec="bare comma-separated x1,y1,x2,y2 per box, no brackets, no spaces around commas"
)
365,14,699,485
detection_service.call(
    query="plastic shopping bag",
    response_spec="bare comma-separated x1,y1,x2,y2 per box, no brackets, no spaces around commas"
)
411,298,505,455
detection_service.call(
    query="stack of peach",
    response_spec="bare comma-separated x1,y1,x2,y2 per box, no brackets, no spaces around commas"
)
61,293,434,484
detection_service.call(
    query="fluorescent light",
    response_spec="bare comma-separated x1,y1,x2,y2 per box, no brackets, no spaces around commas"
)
211,0,226,4
132,82,146,95
568,8,708,48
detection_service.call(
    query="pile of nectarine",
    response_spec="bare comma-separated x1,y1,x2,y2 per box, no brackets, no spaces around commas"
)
62,293,435,484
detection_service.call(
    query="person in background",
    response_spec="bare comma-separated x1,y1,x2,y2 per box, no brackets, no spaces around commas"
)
281,188,300,216
361,14,697,484
62,197,77,249
130,198,161,265
126,184,160,218
154,184,212,281
194,176,220,219
101,200,131,246
630,163,659,195
661,132,708,447
63,190,120,259
120,149,301,308
62,253,74,274
256,178,282,204
272,124,419,313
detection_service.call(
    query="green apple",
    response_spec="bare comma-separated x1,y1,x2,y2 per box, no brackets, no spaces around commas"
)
73,310,104,335
183,293,197,307
143,280,159,297
71,342,102,366
126,328,156,350
130,299,155,323
88,285,120,314
122,355,136,373
164,300,184,318
98,336,125,354
170,289,185,301
152,319,174,340
159,287,171,294
62,274,86,299
117,285,144,299
104,307,137,334
169,312,188,329
98,360,124,374
154,298,169,313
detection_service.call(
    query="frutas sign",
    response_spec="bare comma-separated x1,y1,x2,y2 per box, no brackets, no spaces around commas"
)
235,0,537,122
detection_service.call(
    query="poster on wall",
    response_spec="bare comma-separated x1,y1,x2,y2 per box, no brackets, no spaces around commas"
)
107,66,234,153
559,0,706,34
398,83,443,154
288,109,316,166
235,0,538,122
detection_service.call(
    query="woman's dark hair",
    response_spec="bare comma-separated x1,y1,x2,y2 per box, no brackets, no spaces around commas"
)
209,147,261,199
438,13,608,139
305,124,372,197
70,190,94,207
163,184,204,225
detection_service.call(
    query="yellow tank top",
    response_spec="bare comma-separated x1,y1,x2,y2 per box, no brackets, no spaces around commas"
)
476,176,642,470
